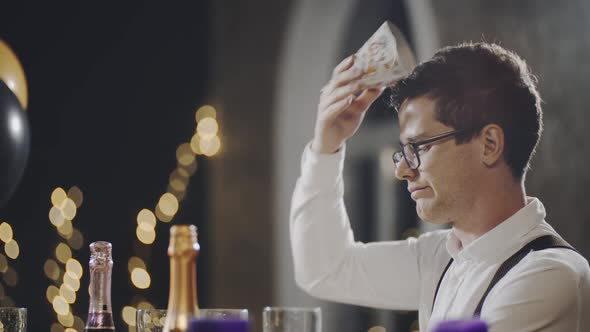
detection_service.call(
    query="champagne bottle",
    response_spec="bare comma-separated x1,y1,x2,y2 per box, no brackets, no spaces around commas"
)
85,241,115,331
163,225,200,332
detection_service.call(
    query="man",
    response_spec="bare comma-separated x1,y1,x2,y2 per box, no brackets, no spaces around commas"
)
290,42,590,331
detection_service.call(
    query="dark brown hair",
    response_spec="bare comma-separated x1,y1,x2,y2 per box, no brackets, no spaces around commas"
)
390,42,543,180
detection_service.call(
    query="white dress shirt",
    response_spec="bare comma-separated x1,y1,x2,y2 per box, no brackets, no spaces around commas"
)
290,143,590,332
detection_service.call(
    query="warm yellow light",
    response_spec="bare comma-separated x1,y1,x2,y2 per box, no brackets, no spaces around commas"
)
136,226,156,245
58,311,74,327
172,167,190,179
64,271,80,291
155,205,173,223
131,268,151,289
64,328,76,332
46,285,60,303
66,258,83,279
67,186,84,208
50,323,65,332
67,228,84,250
128,256,146,273
60,283,76,304
0,253,7,273
180,160,197,176
0,222,13,243
197,117,219,140
137,301,155,310
4,239,19,259
49,206,66,227
55,243,72,264
3,267,17,286
190,134,202,154
52,296,70,316
169,178,187,192
44,259,61,281
73,316,85,332
61,198,77,220
176,143,195,166
195,105,217,122
158,193,179,217
122,306,137,326
200,136,221,156
51,187,67,207
167,185,186,202
57,219,74,239
137,209,156,230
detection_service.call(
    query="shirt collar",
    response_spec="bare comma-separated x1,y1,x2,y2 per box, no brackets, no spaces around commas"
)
445,197,546,263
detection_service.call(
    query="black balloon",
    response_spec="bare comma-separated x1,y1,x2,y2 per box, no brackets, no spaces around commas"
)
0,80,30,208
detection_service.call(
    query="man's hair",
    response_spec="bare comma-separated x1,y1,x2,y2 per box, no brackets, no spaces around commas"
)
390,42,543,180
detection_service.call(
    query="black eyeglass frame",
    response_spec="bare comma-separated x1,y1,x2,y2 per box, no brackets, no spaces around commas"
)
392,126,482,170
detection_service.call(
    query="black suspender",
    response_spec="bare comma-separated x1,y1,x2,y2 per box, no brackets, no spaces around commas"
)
431,235,577,317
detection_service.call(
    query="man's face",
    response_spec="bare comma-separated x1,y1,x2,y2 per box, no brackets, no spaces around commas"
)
395,97,482,224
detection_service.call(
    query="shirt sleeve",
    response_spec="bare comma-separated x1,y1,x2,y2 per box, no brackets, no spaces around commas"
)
482,250,584,332
289,142,421,310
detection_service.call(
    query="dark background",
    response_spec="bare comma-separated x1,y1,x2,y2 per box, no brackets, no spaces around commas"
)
1,2,212,330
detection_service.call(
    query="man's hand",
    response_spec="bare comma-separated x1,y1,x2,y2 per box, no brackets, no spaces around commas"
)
312,55,386,154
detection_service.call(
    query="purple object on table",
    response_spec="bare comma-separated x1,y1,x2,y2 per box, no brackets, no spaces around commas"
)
188,319,250,332
433,319,488,332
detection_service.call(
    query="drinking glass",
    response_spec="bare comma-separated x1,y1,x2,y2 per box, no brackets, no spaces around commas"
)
262,307,321,332
189,309,249,332
0,307,27,332
136,308,167,332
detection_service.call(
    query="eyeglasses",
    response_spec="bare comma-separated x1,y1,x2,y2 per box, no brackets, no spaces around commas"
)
392,127,481,170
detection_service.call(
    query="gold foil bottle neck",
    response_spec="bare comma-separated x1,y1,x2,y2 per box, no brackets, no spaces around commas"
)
168,225,199,256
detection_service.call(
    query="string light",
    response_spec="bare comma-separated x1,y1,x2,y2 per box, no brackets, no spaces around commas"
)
47,186,85,330
124,104,221,329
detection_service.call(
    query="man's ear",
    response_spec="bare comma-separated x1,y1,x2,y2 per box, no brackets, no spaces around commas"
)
480,124,504,167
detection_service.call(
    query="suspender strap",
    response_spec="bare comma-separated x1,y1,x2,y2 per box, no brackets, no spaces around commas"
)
432,258,454,312
431,235,577,316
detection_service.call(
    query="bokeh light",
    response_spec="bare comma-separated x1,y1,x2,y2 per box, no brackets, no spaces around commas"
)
131,268,151,289
122,306,137,326
176,143,195,166
199,136,221,156
3,267,17,286
195,104,216,122
197,117,219,140
52,296,70,315
4,239,19,259
57,311,74,327
0,222,13,243
46,285,59,303
49,207,66,227
51,188,67,207
63,271,80,291
65,259,83,279
158,193,179,217
57,219,74,239
55,243,72,264
67,229,84,250
137,209,157,230
59,284,76,304
51,323,65,332
44,259,61,281
136,226,156,245
128,256,146,273
61,198,77,220
67,186,84,208
0,254,7,273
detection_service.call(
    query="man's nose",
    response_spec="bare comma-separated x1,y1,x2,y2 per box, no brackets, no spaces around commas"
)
395,158,417,181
